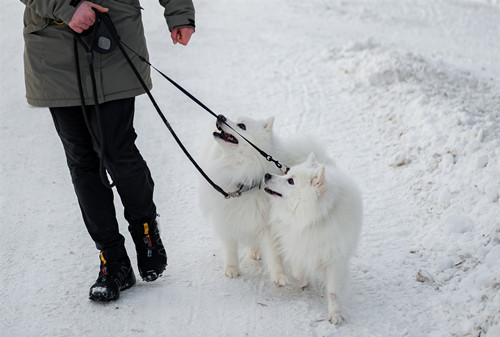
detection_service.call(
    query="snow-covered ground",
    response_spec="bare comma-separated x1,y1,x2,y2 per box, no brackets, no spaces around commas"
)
1,0,499,336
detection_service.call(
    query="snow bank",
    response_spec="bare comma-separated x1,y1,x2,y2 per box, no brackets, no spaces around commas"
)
328,40,500,336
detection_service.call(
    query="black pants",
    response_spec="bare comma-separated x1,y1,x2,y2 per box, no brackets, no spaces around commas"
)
50,97,156,251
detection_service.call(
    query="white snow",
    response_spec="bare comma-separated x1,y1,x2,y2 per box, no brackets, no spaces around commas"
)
1,0,499,336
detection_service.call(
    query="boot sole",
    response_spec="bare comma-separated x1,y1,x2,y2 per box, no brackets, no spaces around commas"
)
89,276,136,302
141,270,163,282
139,264,166,282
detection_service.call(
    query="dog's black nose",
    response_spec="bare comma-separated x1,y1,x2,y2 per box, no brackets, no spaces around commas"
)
264,173,272,182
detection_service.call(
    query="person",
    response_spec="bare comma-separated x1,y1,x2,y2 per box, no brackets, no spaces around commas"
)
21,0,195,301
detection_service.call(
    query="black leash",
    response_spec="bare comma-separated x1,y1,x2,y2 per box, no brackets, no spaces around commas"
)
119,41,290,175
73,27,116,188
75,10,289,198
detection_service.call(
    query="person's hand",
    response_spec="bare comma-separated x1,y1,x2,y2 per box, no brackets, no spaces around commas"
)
68,1,109,33
170,27,195,46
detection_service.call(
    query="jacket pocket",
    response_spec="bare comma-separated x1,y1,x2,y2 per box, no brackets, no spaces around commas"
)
23,8,50,34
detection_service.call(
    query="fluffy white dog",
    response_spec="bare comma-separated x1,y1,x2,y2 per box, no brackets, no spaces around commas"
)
264,153,363,324
198,115,287,285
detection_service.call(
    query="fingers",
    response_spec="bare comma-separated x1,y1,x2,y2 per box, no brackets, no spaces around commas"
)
68,1,108,33
68,14,94,33
70,26,83,34
178,27,194,46
177,31,189,46
171,27,195,46
90,3,109,13
170,29,178,44
68,20,92,34
69,24,87,34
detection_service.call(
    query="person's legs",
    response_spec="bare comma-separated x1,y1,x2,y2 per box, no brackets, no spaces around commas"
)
49,105,125,251
51,98,166,291
50,104,136,301
82,98,166,281
83,97,157,224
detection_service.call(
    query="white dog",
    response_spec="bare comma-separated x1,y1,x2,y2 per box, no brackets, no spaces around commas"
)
198,115,287,286
264,153,363,324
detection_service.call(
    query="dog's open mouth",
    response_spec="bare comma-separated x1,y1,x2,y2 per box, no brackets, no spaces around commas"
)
264,187,282,197
213,122,238,144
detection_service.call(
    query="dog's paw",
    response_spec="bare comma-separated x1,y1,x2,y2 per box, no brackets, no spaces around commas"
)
293,274,309,290
328,311,344,325
272,271,288,287
224,265,240,278
249,249,262,261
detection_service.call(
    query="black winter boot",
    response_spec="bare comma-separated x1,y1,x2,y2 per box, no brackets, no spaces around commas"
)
128,218,167,282
89,247,136,302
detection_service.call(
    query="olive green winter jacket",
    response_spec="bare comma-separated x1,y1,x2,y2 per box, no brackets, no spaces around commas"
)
21,0,195,107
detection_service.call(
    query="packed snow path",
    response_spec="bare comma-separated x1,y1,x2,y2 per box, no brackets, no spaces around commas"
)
2,1,499,336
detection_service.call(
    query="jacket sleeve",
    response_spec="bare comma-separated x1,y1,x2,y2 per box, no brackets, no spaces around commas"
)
159,0,195,31
20,0,79,24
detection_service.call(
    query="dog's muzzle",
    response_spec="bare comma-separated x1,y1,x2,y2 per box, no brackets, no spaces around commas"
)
214,114,238,144
264,174,282,197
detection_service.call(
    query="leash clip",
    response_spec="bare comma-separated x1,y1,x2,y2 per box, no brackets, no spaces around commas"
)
225,191,241,199
226,185,244,199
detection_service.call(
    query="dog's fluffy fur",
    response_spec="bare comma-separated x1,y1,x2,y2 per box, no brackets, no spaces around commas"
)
264,153,363,324
198,115,287,285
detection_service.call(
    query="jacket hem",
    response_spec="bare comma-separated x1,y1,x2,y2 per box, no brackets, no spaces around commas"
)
26,87,151,108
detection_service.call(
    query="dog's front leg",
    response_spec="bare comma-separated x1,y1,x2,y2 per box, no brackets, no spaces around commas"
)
222,240,240,278
261,229,288,286
325,265,345,324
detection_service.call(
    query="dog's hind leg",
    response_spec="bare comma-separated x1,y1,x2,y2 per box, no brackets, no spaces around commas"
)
291,266,309,290
249,247,262,260
261,229,288,286
222,240,240,278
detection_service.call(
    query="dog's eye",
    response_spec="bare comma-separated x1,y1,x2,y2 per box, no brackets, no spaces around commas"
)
287,178,294,185
237,123,246,130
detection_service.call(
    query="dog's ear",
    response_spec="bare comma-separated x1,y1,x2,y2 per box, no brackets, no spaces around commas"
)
263,116,275,131
306,153,319,168
311,165,325,190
